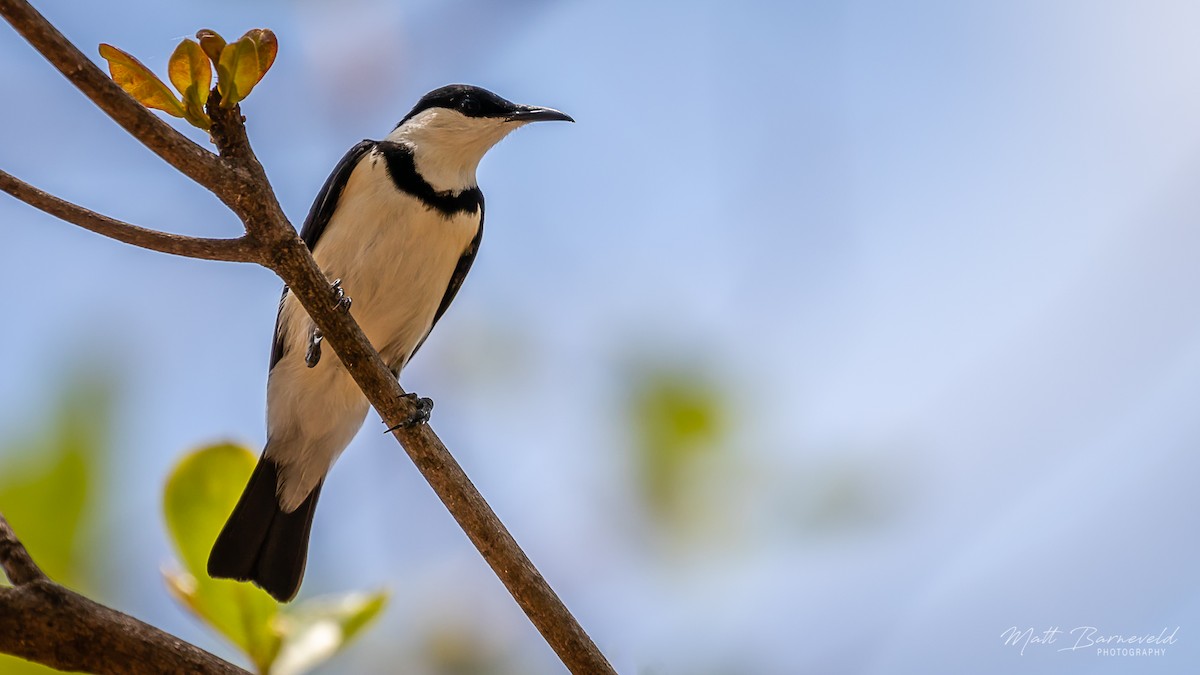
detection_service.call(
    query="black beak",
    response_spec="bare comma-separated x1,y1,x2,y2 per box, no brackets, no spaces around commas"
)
506,105,574,123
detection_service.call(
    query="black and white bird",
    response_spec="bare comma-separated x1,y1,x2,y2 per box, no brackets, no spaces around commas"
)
207,84,572,601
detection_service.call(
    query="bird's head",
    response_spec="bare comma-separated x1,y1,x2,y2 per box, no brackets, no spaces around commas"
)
385,84,573,191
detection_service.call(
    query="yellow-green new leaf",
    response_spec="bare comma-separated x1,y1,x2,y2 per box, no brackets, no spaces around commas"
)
169,39,211,105
243,29,278,76
180,93,212,131
196,29,226,64
216,29,277,108
98,43,185,118
163,444,281,672
168,39,212,130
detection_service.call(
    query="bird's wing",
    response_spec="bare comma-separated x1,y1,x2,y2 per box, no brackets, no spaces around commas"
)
433,200,484,328
298,139,377,251
408,205,485,361
269,140,377,370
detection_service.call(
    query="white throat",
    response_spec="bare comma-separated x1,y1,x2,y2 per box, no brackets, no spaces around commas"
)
385,108,525,193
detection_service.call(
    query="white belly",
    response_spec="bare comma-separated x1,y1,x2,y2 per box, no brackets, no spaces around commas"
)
265,154,480,510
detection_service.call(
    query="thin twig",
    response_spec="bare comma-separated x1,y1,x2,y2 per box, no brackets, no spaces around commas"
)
0,514,250,675
0,170,262,263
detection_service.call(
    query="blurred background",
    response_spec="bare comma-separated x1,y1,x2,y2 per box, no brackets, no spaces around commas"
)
2,0,1199,673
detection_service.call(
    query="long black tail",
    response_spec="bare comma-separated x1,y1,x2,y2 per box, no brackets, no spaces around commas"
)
207,457,322,602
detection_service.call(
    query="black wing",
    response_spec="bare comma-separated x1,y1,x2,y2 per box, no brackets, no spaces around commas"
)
299,139,377,252
408,206,485,360
433,210,484,328
269,140,377,370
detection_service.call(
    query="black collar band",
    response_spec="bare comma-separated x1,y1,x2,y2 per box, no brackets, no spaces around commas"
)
377,142,484,217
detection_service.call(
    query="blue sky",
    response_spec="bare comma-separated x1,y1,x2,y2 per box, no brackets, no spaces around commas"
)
3,1,1200,672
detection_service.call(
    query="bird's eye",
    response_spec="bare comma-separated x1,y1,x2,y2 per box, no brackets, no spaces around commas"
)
460,97,480,114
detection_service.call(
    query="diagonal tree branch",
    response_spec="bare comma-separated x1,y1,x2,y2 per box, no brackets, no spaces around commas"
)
0,514,250,675
0,170,262,263
1,2,616,674
209,72,619,675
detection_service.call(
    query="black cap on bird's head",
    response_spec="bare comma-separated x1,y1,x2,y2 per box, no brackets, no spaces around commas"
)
398,84,573,128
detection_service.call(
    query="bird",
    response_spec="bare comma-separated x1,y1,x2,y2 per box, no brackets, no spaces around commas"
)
207,84,573,602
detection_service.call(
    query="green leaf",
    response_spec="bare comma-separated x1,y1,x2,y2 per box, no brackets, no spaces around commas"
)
98,43,185,117
162,443,281,672
271,590,389,675
0,373,115,675
0,375,112,588
196,29,227,64
216,29,277,108
630,368,727,519
168,39,212,130
0,440,88,584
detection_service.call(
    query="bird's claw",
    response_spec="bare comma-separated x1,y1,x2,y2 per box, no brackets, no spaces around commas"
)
385,393,434,432
331,278,352,312
305,280,349,368
305,328,323,368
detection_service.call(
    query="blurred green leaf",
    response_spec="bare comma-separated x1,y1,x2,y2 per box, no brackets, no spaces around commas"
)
98,43,185,117
0,376,111,587
162,443,281,672
631,368,727,519
418,622,519,675
0,373,114,674
163,444,389,674
0,442,87,583
271,590,389,675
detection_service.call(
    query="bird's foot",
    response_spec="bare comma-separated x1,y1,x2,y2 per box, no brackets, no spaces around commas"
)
385,393,434,431
331,278,352,312
305,327,323,368
305,280,349,368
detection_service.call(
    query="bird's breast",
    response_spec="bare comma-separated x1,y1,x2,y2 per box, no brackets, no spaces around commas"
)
290,159,480,369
